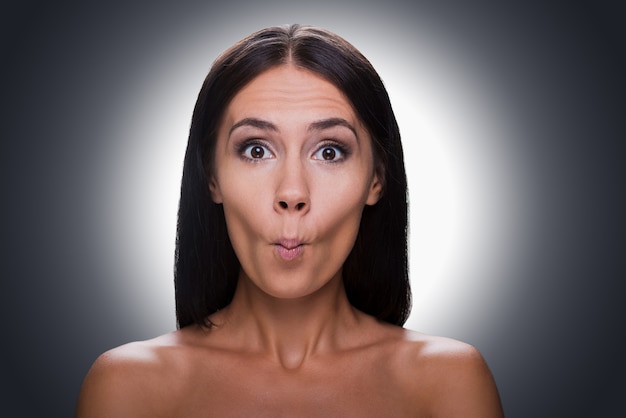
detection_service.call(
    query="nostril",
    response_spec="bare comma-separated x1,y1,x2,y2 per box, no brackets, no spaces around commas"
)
277,201,307,210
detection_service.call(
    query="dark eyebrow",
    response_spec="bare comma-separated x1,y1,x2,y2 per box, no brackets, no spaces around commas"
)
228,117,358,139
229,118,278,137
308,118,358,138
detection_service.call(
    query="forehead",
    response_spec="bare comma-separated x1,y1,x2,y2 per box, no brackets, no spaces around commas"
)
222,65,359,126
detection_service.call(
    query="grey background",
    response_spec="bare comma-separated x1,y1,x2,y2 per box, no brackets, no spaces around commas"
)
1,1,624,416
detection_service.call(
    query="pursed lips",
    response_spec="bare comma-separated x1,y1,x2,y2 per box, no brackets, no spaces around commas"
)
274,238,305,261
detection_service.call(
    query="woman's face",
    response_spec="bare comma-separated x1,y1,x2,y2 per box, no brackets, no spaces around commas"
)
210,65,382,299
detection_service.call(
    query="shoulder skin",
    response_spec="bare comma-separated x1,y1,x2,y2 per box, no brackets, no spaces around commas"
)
394,332,504,417
75,336,188,418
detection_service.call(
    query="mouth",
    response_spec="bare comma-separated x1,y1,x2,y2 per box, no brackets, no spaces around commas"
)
274,239,305,261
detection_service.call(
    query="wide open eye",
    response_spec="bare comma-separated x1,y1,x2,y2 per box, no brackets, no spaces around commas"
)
240,142,273,161
312,143,347,162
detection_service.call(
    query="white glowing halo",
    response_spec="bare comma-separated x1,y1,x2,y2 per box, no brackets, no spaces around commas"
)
95,17,520,337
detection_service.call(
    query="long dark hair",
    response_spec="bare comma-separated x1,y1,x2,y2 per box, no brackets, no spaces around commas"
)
175,24,410,328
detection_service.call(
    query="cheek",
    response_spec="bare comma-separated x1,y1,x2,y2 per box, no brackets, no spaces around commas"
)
219,172,273,231
216,168,283,269
308,174,371,232
216,163,373,240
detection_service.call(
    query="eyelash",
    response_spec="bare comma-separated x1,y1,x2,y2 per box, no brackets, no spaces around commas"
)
237,139,274,162
312,140,350,163
235,139,351,163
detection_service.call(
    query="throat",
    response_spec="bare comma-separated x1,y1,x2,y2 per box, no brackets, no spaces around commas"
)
258,308,339,370
275,343,313,370
223,270,360,369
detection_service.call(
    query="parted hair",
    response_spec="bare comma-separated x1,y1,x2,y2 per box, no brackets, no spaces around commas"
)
175,24,410,328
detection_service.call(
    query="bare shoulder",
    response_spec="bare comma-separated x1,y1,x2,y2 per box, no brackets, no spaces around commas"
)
390,330,504,417
75,329,201,418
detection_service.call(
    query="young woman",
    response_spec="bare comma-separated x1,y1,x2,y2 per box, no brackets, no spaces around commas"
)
76,24,503,417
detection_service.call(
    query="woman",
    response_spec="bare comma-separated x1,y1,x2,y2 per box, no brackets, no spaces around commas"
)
76,24,503,417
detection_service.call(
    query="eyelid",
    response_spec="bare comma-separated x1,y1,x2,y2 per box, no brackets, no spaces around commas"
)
311,140,350,162
237,138,275,161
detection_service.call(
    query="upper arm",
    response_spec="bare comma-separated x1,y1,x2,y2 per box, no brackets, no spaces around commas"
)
427,344,504,418
396,335,503,418
75,346,174,418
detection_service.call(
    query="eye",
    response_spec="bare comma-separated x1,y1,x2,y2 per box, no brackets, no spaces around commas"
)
313,144,346,162
241,142,273,161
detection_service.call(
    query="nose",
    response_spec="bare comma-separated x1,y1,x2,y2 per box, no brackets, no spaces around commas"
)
274,160,310,214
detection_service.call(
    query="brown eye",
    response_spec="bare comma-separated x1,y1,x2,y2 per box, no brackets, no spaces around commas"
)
242,143,271,160
321,148,336,160
313,144,346,162
250,146,265,159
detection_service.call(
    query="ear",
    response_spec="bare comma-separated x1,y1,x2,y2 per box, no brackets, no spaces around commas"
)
209,175,223,204
366,169,384,206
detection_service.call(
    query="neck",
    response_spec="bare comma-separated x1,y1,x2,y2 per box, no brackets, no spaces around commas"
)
217,270,360,369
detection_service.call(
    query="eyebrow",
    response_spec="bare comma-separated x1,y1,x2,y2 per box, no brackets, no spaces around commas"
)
308,118,358,139
228,118,278,137
228,117,358,139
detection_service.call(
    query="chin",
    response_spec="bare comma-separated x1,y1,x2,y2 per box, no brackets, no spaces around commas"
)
258,281,326,301
246,270,339,301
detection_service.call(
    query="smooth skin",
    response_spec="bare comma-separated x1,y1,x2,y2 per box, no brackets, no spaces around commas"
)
76,65,503,417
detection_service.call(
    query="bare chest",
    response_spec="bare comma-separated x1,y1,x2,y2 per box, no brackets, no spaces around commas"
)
174,355,422,417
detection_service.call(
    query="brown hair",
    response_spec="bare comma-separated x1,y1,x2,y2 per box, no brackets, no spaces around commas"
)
175,24,410,328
